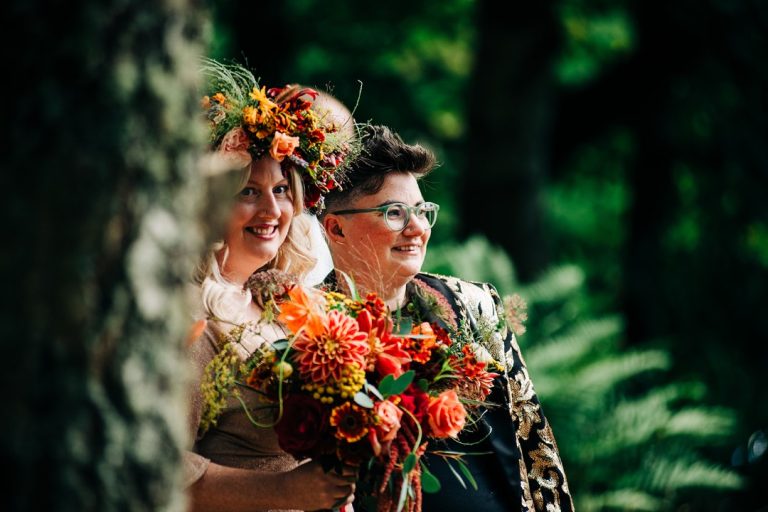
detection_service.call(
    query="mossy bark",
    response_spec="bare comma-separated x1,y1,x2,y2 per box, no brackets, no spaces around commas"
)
1,1,207,510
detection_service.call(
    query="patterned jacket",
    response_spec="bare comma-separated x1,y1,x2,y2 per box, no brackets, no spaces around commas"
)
405,272,573,511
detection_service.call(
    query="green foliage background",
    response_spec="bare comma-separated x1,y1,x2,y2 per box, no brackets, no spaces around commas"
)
208,1,768,509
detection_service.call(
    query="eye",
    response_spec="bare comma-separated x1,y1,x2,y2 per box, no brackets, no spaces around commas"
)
385,205,407,219
274,184,290,195
239,187,256,197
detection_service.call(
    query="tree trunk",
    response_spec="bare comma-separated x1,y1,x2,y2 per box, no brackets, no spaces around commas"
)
462,1,561,281
1,1,206,510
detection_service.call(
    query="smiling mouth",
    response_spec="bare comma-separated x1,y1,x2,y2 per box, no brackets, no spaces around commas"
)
246,225,278,238
393,245,422,253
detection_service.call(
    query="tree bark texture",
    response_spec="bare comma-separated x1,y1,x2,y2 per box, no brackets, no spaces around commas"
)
1,1,207,510
462,1,561,281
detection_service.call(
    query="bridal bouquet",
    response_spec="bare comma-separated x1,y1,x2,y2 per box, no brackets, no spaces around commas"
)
206,279,499,512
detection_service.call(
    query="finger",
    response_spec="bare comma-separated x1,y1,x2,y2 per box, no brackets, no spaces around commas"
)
337,464,359,477
332,493,355,509
333,483,355,496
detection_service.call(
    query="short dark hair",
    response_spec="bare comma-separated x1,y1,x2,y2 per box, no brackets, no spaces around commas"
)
321,124,436,215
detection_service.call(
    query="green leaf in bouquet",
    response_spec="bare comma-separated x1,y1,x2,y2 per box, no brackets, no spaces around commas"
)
338,270,361,301
443,458,467,489
394,316,413,335
396,478,410,512
353,391,374,408
420,463,441,493
378,375,395,396
270,339,289,351
389,370,415,395
456,459,478,491
364,381,384,400
416,378,429,392
402,453,417,474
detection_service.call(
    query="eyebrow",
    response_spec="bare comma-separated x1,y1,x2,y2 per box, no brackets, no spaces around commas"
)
247,178,290,186
375,199,426,208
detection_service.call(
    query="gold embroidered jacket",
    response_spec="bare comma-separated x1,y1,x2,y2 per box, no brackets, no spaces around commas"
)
409,272,574,512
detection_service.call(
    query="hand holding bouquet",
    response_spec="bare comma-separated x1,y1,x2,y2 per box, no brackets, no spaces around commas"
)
211,282,499,512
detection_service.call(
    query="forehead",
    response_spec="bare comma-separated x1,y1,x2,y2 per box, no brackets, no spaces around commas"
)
353,173,424,207
248,158,287,184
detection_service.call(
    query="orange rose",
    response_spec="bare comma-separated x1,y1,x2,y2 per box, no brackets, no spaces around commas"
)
218,127,252,168
269,131,300,162
427,390,466,438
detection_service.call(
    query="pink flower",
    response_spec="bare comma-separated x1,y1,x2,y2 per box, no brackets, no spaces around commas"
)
374,400,403,443
218,127,252,168
427,390,466,439
368,399,402,456
269,131,300,162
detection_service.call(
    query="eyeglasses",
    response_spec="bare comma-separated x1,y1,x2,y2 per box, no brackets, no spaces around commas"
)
331,202,440,232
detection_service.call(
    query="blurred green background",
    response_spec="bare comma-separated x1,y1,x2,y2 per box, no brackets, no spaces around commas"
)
208,1,767,510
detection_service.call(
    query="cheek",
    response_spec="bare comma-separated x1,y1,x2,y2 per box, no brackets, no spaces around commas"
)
277,200,295,229
226,203,253,233
368,230,398,253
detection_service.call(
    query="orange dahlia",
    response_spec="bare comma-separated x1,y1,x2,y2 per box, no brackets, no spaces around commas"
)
278,286,325,336
292,309,370,384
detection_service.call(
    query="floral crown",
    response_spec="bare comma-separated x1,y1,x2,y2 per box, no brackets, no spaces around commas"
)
201,59,358,212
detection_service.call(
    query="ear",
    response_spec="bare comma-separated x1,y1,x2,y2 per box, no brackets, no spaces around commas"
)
323,215,345,243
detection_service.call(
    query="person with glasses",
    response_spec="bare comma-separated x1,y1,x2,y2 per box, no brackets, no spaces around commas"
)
319,124,573,511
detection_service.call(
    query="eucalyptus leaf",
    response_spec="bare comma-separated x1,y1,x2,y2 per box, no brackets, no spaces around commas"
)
378,374,395,396
421,470,441,493
402,453,416,474
353,391,374,408
389,370,415,395
365,381,384,401
271,340,289,351
395,317,413,335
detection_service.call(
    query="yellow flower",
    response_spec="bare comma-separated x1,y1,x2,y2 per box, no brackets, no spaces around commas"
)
250,86,277,111
242,105,258,126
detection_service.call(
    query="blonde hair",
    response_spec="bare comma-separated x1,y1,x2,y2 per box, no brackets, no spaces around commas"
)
196,160,316,324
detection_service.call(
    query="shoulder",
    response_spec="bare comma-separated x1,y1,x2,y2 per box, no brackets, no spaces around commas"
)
417,272,502,319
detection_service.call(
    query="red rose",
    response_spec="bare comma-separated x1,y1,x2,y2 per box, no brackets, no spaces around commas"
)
398,385,430,425
274,394,329,458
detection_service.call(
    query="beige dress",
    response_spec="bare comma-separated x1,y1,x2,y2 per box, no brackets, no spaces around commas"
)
184,317,302,509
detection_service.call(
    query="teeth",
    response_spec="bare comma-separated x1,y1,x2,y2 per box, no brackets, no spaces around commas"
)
395,245,420,251
247,226,275,235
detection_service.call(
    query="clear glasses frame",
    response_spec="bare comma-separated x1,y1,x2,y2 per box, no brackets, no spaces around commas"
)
331,201,440,232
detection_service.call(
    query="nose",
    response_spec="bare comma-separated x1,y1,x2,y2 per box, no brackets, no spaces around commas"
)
256,190,281,219
402,211,428,236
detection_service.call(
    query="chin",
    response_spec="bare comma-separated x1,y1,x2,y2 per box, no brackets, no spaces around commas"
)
395,263,423,281
245,245,280,267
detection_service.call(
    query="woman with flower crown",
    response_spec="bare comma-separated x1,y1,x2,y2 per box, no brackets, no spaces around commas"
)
319,125,574,511
184,60,359,511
